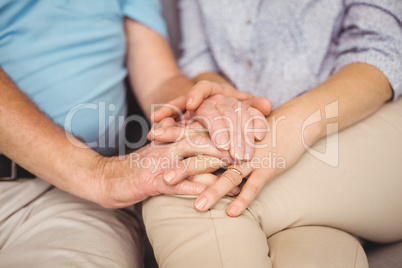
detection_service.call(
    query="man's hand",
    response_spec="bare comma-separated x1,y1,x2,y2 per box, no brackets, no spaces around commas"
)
0,67,235,209
92,129,234,208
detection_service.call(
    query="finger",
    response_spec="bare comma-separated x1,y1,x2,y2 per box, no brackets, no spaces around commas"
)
147,117,177,140
243,115,255,160
149,126,186,143
244,96,272,116
159,179,208,196
176,110,194,125
163,155,227,185
186,81,253,111
149,117,176,135
247,107,268,141
151,122,211,143
193,166,252,212
226,169,270,217
184,173,240,197
196,99,231,150
226,187,241,197
151,95,187,123
188,173,219,185
188,120,206,130
216,103,252,160
173,134,233,161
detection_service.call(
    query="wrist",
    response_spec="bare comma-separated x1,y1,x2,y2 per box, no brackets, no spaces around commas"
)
52,144,105,205
193,72,231,85
269,97,325,148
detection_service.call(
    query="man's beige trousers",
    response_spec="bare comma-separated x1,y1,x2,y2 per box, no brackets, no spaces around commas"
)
0,179,144,267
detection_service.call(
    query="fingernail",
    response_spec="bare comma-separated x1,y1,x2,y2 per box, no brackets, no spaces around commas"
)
229,206,239,216
229,188,240,196
216,135,230,150
153,128,164,136
160,120,166,127
195,197,207,210
219,143,230,150
186,98,193,107
244,152,251,161
234,152,244,161
164,171,176,182
244,148,254,161
255,132,265,141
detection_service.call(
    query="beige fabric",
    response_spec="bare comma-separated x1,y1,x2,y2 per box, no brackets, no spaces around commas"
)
143,98,402,268
0,179,144,268
267,226,368,268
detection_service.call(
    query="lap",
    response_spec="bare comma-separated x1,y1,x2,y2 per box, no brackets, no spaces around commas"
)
268,226,368,268
144,99,402,266
0,179,143,268
144,195,367,268
251,97,402,242
144,195,270,268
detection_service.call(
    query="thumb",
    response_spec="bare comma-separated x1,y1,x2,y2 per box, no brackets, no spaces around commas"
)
244,97,272,116
151,95,187,122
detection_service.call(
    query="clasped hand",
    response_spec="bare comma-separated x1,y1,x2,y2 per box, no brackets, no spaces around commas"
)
150,81,300,217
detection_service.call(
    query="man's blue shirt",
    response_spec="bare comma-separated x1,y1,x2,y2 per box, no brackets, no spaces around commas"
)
0,0,167,153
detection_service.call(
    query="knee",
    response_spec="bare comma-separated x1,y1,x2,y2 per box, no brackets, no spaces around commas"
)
143,195,269,268
268,226,368,268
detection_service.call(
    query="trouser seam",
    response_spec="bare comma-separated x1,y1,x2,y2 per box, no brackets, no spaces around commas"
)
353,241,359,268
210,209,225,268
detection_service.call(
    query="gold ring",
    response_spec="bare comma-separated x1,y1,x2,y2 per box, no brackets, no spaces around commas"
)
227,167,243,178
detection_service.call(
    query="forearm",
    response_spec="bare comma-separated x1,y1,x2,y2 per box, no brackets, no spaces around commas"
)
143,73,193,112
188,63,393,216
193,72,232,85
0,69,101,201
272,62,393,146
258,62,393,202
125,18,194,120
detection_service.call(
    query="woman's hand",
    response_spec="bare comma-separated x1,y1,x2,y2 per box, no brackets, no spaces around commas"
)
152,80,272,122
153,63,393,217
160,99,324,217
150,81,272,160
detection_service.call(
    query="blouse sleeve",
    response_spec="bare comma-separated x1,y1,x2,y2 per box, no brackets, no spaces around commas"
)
178,0,219,78
334,0,402,100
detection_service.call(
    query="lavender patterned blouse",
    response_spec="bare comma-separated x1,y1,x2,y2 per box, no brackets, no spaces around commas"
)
178,0,402,108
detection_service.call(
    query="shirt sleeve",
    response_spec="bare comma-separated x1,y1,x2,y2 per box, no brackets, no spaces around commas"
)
178,0,219,78
334,0,402,100
122,0,167,38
